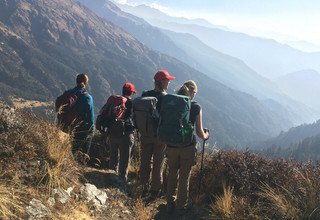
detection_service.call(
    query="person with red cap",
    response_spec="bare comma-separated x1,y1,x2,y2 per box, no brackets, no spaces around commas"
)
108,82,137,181
139,69,175,200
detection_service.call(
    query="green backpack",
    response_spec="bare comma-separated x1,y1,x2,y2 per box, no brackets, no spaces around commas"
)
158,94,194,146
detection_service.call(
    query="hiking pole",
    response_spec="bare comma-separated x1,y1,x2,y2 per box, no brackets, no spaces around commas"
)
197,128,209,202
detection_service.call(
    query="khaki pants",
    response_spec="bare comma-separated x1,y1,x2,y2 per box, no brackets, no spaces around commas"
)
109,134,134,181
140,136,166,192
166,145,196,209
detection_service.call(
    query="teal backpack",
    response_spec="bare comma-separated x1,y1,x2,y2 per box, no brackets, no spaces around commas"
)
158,94,194,146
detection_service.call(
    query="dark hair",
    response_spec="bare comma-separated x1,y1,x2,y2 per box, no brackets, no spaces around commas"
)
76,73,89,88
154,80,165,92
122,89,133,96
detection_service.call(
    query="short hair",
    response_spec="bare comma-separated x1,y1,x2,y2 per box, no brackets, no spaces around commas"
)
122,89,133,96
76,73,89,87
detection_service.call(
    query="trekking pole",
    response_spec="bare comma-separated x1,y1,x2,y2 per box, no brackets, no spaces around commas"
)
197,128,209,202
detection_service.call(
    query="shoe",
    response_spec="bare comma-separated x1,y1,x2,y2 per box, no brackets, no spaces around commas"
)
141,186,149,198
176,202,193,216
144,190,159,204
166,201,175,214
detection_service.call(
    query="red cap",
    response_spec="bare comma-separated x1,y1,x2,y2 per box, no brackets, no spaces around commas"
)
123,82,136,93
154,70,175,81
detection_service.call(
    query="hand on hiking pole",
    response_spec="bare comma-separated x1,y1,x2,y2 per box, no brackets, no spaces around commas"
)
203,128,210,140
197,133,208,202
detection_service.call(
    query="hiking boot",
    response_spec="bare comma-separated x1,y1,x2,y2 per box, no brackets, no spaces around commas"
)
176,202,193,216
166,201,175,214
144,190,161,204
141,186,149,198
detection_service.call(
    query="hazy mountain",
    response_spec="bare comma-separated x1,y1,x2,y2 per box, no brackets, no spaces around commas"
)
77,0,319,125
114,3,227,30
257,119,320,150
0,0,297,147
276,69,320,110
118,4,320,79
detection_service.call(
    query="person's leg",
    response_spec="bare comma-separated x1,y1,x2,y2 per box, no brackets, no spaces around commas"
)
109,137,120,172
175,146,196,210
150,139,166,193
118,134,134,181
139,136,154,192
166,147,180,204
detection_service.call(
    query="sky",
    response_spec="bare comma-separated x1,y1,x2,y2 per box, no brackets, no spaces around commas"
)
115,0,320,51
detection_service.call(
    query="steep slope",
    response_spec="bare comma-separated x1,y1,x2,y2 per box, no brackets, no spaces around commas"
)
0,0,294,147
118,4,320,79
77,0,318,125
258,119,320,149
77,0,196,68
276,69,320,110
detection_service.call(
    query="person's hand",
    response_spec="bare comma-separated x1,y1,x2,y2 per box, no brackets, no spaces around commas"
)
204,128,210,140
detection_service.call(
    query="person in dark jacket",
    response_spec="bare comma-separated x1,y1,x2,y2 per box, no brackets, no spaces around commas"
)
71,73,95,155
166,80,209,215
108,82,136,181
140,70,175,199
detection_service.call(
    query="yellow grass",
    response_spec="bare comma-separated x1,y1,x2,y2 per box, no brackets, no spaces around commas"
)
39,124,81,194
259,183,299,218
135,199,152,220
210,185,234,219
0,183,24,218
57,203,93,220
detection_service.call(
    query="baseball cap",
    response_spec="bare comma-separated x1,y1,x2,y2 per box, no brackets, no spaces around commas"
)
154,70,175,81
123,82,136,93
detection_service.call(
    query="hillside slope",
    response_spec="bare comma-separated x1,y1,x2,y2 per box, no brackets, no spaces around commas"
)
0,0,294,146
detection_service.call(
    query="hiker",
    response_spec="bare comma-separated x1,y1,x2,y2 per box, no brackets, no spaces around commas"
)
165,80,209,214
56,73,94,155
107,83,136,181
136,70,175,199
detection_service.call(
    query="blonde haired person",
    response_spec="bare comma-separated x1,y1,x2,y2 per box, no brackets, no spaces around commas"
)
166,80,209,215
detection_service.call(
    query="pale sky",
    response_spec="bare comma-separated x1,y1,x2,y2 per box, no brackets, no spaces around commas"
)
115,0,320,50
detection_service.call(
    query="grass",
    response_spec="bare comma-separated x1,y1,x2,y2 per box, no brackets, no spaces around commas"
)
134,198,152,220
0,183,25,219
210,185,234,219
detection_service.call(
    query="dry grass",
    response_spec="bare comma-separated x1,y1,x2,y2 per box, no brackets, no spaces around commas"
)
190,150,320,219
39,125,81,194
259,183,299,219
210,185,234,219
135,198,152,220
0,183,25,219
57,203,93,220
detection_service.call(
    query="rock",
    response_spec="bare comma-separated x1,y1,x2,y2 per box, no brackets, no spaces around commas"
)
80,183,108,209
26,198,51,219
47,197,55,207
53,188,70,204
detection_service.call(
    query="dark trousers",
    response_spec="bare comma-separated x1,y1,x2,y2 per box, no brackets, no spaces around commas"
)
109,133,134,181
72,129,93,154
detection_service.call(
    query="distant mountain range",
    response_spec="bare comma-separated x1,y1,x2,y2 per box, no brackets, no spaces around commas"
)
276,69,320,110
117,3,320,79
78,0,319,126
258,120,320,161
257,119,320,149
0,0,298,147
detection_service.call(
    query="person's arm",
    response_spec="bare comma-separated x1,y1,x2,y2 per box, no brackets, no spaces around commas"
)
84,94,94,128
195,109,209,140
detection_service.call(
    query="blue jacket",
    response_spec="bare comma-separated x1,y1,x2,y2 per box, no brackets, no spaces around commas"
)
70,86,94,131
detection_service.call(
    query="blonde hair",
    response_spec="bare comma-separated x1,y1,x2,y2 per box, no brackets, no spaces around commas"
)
177,80,198,98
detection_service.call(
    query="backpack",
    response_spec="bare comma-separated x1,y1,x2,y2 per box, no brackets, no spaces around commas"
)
55,90,88,133
158,94,194,146
96,95,127,137
133,96,159,137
